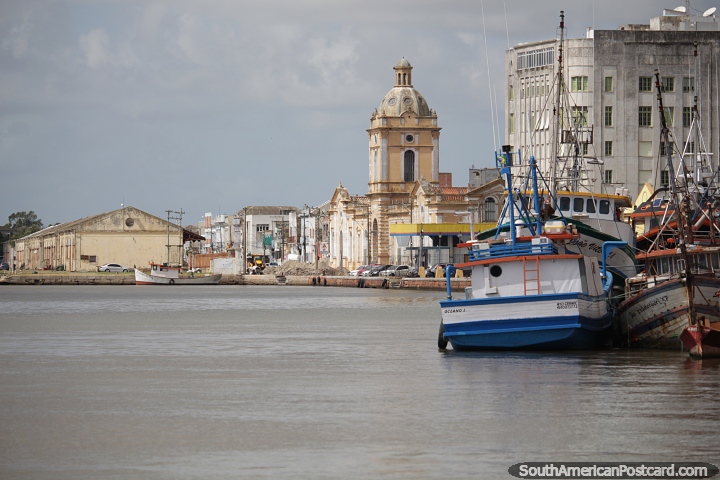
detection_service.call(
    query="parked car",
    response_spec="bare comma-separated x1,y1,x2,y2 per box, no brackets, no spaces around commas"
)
380,265,411,277
187,267,202,273
367,264,393,277
358,264,380,277
349,265,367,276
0,262,9,271
97,263,129,272
379,265,398,277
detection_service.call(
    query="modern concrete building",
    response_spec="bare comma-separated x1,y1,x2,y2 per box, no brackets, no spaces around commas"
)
506,7,719,202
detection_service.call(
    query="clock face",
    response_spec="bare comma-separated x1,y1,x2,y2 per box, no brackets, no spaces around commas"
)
406,134,414,143
388,97,397,106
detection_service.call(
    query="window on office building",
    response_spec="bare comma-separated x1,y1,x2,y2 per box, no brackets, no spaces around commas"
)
683,107,693,127
663,107,674,127
604,77,613,92
639,106,652,126
660,170,670,187
661,77,675,92
639,141,653,157
509,85,514,100
604,170,613,184
683,76,695,92
639,76,653,92
571,106,588,127
509,113,515,134
571,76,589,92
660,141,674,156
605,141,613,156
604,106,613,126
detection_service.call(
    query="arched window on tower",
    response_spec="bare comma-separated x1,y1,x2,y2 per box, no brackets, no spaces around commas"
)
484,197,497,222
404,151,415,182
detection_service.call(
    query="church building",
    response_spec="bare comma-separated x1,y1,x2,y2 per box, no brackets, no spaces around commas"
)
328,59,497,271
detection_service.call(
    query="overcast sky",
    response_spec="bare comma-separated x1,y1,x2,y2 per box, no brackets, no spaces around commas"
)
1,0,717,227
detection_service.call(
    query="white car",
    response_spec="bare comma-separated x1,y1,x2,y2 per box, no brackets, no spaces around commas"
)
97,263,129,272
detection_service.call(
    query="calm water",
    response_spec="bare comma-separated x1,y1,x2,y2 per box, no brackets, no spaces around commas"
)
1,285,718,479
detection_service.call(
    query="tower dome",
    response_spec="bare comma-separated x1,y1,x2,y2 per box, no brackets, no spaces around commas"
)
377,58,433,117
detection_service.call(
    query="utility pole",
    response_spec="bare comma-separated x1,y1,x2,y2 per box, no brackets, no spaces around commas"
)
165,210,172,264
315,208,320,270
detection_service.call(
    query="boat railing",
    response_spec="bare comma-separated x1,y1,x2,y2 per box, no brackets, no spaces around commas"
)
468,240,556,261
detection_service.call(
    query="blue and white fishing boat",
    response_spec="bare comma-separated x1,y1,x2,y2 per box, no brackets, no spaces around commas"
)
438,149,626,351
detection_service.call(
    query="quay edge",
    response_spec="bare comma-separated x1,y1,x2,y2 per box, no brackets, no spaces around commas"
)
0,273,469,291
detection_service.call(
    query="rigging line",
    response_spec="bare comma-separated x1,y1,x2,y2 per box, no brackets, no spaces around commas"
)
493,83,502,150
480,0,497,152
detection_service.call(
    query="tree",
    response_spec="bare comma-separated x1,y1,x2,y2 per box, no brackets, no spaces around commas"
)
6,211,44,240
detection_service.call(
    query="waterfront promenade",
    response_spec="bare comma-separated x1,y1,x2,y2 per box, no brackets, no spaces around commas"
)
0,272,469,291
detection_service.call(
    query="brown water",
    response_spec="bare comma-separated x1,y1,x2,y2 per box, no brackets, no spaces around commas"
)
1,285,718,479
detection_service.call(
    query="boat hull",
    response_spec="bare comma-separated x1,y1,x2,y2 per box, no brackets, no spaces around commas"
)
617,276,720,349
134,269,222,285
680,325,720,358
440,293,612,350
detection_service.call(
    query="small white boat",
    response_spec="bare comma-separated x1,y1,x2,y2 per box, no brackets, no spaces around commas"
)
135,263,222,285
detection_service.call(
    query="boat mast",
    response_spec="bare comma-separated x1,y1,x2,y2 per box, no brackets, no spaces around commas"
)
654,69,697,326
549,11,564,193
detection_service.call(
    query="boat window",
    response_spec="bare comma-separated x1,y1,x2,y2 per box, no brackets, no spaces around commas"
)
490,265,502,277
573,198,584,212
660,257,669,274
599,200,610,214
559,197,570,211
712,253,719,270
698,254,708,271
586,199,596,213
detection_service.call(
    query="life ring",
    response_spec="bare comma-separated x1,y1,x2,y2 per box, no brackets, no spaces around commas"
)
438,321,448,349
169,279,175,285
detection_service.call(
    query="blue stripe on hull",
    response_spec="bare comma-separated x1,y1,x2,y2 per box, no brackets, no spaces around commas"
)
443,315,612,351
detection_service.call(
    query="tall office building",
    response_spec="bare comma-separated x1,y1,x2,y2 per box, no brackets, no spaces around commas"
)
506,7,719,201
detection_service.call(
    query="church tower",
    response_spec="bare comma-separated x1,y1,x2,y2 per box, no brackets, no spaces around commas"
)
366,58,441,264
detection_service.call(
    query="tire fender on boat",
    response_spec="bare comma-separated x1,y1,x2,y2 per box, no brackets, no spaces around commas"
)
438,321,448,350
169,279,175,285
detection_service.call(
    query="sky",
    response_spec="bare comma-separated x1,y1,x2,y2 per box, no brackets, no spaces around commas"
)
1,0,717,227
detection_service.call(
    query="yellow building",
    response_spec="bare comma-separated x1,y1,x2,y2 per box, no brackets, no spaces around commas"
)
9,206,203,272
